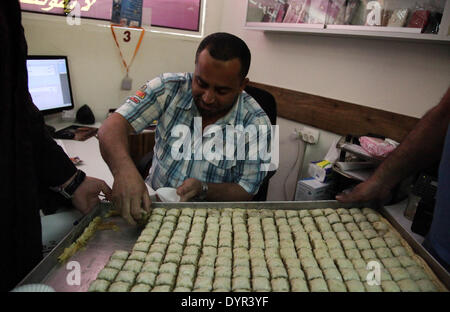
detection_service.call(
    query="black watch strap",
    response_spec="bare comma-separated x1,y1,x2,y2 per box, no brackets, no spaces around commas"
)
53,169,86,199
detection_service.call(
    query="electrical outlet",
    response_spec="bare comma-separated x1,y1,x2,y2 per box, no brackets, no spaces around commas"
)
298,126,320,144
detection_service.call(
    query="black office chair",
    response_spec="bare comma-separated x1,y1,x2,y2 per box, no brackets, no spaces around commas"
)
137,85,278,201
244,85,278,201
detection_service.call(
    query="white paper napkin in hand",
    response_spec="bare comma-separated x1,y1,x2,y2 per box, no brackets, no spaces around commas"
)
156,187,180,202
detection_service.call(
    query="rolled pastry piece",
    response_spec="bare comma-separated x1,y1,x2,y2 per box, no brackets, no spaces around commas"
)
145,252,164,263
351,258,367,269
369,237,387,249
115,271,136,284
318,257,336,270
309,278,328,292
193,276,213,291
323,268,343,281
350,230,365,241
391,246,409,257
128,251,147,262
252,266,270,278
327,279,347,292
310,209,324,217
141,261,159,274
314,248,331,260
215,266,232,278
271,277,290,292
397,256,418,268
416,279,438,292
359,221,374,231
178,264,196,278
151,285,171,292
133,242,151,253
345,223,359,232
136,272,156,287
329,248,346,260
384,236,401,248
332,223,346,233
388,267,411,282
340,268,360,281
155,272,176,286
287,267,305,280
375,247,393,259
159,262,177,274
233,266,251,278
406,266,428,281
176,275,194,289
397,279,420,292
97,268,119,281
345,249,362,260
340,214,354,224
108,281,131,292
355,239,371,250
88,279,110,292
352,214,367,223
164,253,182,264
305,267,324,281
290,278,309,292
197,266,215,277
326,213,340,225
130,283,151,292
215,256,232,267
345,280,365,292
180,254,198,265
110,250,129,261
122,260,143,273
366,213,380,223
252,277,271,292
231,276,251,291
213,277,231,291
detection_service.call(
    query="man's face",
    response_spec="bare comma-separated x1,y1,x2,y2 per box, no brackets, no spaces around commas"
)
192,49,248,119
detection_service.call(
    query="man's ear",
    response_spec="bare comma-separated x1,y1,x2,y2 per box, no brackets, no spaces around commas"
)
240,77,249,92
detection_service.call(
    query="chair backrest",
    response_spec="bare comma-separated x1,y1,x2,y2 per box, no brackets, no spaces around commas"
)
244,85,277,126
244,85,278,201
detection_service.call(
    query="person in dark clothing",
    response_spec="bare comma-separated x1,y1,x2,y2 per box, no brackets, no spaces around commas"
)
0,0,112,291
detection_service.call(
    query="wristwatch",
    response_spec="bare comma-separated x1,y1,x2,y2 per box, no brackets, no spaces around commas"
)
197,181,208,201
51,169,86,199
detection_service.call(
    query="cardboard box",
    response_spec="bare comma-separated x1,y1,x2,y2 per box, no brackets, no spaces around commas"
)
295,177,333,201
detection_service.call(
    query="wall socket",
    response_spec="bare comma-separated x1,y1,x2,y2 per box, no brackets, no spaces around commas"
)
295,126,320,144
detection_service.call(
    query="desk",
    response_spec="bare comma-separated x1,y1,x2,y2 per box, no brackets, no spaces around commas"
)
41,120,156,255
41,121,114,255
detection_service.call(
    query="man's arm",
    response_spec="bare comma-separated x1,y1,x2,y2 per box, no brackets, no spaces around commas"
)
176,178,253,201
337,87,450,203
98,113,151,224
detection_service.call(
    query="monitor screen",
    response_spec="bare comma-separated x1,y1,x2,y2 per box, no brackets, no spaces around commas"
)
26,55,74,115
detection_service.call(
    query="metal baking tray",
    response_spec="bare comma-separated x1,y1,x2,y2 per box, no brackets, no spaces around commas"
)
17,200,449,291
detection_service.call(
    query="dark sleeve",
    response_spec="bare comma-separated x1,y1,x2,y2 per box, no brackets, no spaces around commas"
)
28,100,77,187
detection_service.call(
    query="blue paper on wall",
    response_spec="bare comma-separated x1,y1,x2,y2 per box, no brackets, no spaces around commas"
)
111,0,143,27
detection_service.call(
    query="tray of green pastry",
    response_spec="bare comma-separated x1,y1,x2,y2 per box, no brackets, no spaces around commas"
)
17,201,449,292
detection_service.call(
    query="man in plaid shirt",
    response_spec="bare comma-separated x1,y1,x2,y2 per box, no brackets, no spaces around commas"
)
99,33,273,225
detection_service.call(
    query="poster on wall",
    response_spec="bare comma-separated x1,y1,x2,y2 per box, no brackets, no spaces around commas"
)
111,0,143,27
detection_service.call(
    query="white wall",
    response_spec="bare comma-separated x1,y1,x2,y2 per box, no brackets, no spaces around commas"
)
21,0,225,121
22,0,450,201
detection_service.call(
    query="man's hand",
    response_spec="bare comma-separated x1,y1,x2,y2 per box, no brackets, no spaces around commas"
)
72,176,112,215
335,178,391,203
177,178,202,202
112,167,151,225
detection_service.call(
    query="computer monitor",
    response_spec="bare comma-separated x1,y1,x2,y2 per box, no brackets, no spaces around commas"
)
26,55,74,115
